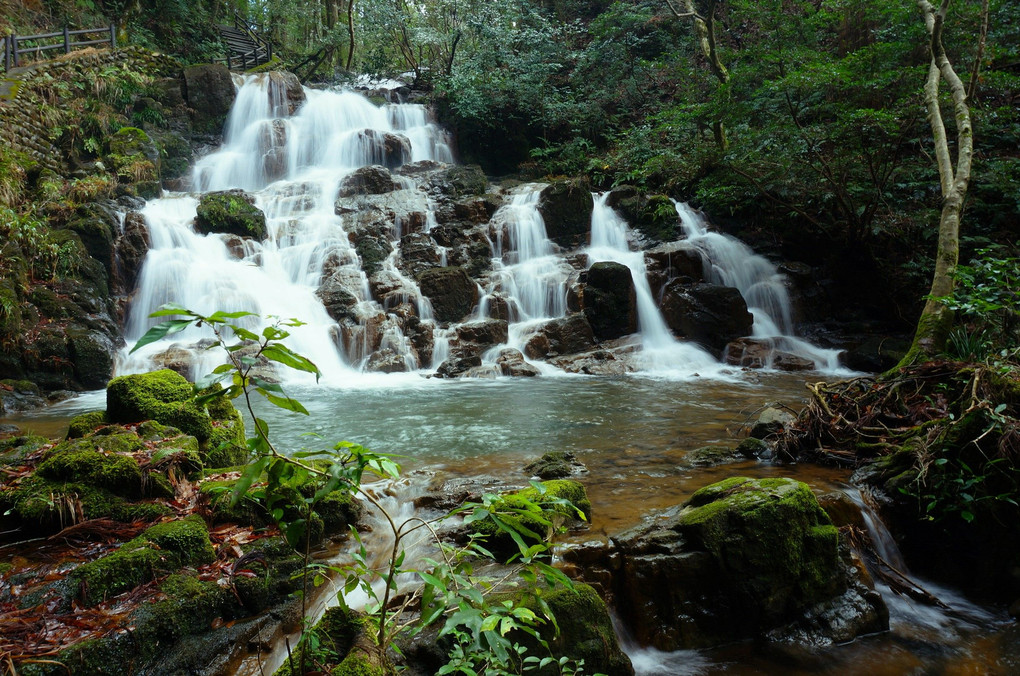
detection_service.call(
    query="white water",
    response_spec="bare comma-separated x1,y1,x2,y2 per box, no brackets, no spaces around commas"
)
673,201,845,371
118,72,845,385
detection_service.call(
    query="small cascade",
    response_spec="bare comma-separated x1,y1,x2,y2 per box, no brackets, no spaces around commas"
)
483,186,571,323
588,195,719,375
673,201,844,371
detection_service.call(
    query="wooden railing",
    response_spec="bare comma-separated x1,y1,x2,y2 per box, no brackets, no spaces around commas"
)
3,25,117,72
221,11,273,71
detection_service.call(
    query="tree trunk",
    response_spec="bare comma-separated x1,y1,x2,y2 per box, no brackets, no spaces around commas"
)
899,0,974,367
667,0,730,149
345,0,356,70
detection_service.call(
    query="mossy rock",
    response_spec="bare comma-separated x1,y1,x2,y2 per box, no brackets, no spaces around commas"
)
67,411,109,439
200,478,267,526
37,439,144,496
516,583,633,676
0,474,171,527
273,606,367,676
472,480,591,559
317,490,363,535
194,190,267,240
676,477,840,623
683,445,741,467
70,515,214,606
106,369,213,442
202,394,248,468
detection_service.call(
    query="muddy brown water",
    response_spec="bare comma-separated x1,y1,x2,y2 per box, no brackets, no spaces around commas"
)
4,373,1016,674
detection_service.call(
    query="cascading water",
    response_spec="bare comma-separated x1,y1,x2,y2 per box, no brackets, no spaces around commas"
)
673,201,845,370
119,74,453,382
588,194,719,375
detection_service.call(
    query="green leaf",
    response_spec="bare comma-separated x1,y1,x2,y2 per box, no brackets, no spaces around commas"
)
261,344,321,380
130,318,193,353
147,303,192,318
259,391,310,415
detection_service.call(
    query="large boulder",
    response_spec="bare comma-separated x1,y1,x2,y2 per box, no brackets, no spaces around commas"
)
354,130,411,170
524,313,596,359
583,262,637,340
610,477,888,650
418,267,479,323
194,190,267,240
182,63,236,130
660,281,753,353
427,164,488,197
337,165,400,197
453,319,509,358
106,369,212,442
538,178,594,248
316,272,361,322
266,71,305,115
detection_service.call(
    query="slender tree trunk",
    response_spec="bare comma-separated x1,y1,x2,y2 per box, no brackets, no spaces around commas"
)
345,0,356,70
666,0,729,148
899,0,975,367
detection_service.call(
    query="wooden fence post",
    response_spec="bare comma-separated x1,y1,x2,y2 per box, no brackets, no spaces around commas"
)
63,26,70,54
110,24,116,49
10,33,17,69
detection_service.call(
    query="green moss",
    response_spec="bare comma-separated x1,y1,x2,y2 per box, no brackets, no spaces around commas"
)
71,515,214,606
200,478,267,526
677,477,840,620
106,369,213,441
66,411,109,439
0,434,48,466
317,490,363,535
515,583,631,676
194,190,267,239
332,652,384,676
37,441,144,496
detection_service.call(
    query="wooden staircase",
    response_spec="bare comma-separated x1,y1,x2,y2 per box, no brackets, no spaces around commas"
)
218,13,273,71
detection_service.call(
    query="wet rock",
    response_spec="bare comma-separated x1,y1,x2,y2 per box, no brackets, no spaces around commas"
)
267,71,305,115
151,345,193,377
750,407,797,440
681,445,742,467
583,262,637,340
495,348,541,377
523,451,586,479
365,349,410,373
0,380,45,414
724,337,772,368
66,325,116,390
257,119,288,182
736,437,771,459
194,190,267,240
65,203,118,285
357,129,412,170
523,313,597,360
316,273,361,322
841,336,910,373
455,319,508,351
412,472,515,511
610,477,888,650
398,232,442,279
114,211,150,294
549,349,633,375
353,233,393,277
428,164,488,197
435,354,481,379
660,281,753,353
538,177,593,248
418,266,479,323
182,63,236,130
453,195,501,224
403,315,435,368
645,243,705,299
337,165,400,197
816,492,868,530
773,352,816,371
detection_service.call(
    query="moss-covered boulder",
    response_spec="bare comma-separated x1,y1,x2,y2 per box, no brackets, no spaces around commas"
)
67,410,110,439
106,369,211,439
518,583,634,676
194,190,267,240
606,188,678,243
611,477,887,649
70,515,215,606
418,266,479,324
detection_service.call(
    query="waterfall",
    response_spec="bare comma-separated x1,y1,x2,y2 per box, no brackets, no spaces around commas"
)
588,194,718,374
119,75,452,382
673,201,844,371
